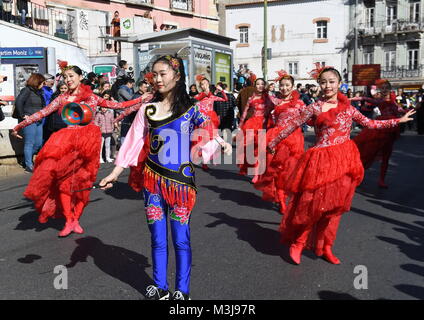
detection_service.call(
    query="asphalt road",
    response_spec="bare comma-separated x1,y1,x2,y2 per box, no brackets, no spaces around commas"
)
0,131,423,300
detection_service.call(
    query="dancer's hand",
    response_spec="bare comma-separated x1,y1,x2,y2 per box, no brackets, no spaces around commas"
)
100,166,124,190
11,130,23,139
141,92,154,102
399,109,416,123
221,142,232,156
99,174,117,190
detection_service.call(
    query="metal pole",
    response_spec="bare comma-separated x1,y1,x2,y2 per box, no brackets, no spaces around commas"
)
353,0,358,91
264,0,268,81
354,0,358,65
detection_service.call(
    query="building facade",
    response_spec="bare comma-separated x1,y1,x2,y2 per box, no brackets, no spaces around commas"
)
348,0,424,90
224,0,349,84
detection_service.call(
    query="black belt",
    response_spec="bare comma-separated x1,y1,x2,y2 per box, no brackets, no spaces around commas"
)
145,158,196,189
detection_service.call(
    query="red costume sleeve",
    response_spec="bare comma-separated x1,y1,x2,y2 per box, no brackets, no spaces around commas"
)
269,103,315,149
13,95,64,132
351,107,400,128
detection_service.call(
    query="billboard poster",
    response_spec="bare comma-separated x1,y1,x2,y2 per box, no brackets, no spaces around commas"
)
194,48,212,81
0,64,15,101
93,64,117,83
352,64,381,86
215,52,231,87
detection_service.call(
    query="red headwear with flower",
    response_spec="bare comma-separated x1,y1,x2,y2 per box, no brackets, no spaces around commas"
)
309,62,334,80
57,60,75,74
274,69,292,82
196,74,206,83
144,72,155,86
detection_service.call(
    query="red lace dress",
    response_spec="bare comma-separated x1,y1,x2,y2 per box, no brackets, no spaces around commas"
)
13,84,144,223
268,93,400,251
237,93,274,175
353,96,405,169
194,91,227,128
254,91,305,207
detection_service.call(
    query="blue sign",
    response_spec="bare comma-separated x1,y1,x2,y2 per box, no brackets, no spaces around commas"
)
0,47,44,59
340,83,349,92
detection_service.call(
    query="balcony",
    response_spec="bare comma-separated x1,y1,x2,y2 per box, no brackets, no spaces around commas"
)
0,2,76,43
381,65,423,79
358,19,424,37
170,0,194,12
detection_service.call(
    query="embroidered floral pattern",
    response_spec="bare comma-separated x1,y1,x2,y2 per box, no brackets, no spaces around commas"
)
146,204,164,224
170,205,191,225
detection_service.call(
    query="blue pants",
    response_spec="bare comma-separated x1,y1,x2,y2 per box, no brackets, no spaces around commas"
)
143,188,192,295
22,121,43,169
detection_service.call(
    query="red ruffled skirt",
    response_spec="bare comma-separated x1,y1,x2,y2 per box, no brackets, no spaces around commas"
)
353,116,400,169
280,140,364,249
254,127,304,202
24,124,101,223
128,135,150,192
237,115,267,175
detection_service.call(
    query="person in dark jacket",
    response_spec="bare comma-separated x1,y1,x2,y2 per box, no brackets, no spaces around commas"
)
214,83,236,133
14,73,46,172
119,80,147,146
44,81,68,142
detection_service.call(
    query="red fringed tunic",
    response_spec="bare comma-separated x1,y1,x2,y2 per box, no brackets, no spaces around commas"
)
268,93,400,249
13,84,145,223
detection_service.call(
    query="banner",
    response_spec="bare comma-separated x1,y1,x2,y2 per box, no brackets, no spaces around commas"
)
215,52,231,87
194,48,212,81
352,64,381,86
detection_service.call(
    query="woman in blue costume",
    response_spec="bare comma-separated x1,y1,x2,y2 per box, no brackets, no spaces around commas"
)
100,55,232,300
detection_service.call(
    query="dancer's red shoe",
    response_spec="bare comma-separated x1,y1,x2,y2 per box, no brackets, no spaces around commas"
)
58,221,74,237
322,246,341,264
289,243,304,265
202,164,209,171
73,221,84,234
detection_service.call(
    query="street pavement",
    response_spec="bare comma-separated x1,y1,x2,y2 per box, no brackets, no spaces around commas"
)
0,131,423,300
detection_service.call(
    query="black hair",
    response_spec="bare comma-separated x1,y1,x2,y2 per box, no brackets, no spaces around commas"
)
151,55,195,116
101,90,112,98
123,77,135,85
254,78,266,86
87,72,97,82
119,60,127,68
67,66,83,76
318,67,342,82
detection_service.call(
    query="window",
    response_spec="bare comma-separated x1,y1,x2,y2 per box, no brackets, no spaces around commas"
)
407,42,419,70
240,27,249,44
316,21,327,39
365,7,375,28
288,62,299,75
364,52,374,64
384,44,396,70
170,0,193,11
363,46,374,64
410,1,420,23
387,5,397,25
